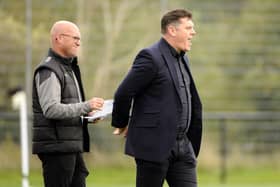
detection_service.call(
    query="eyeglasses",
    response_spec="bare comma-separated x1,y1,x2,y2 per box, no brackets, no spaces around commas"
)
60,34,81,42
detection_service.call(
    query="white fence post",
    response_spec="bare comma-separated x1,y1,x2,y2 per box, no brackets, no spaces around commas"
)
19,93,29,187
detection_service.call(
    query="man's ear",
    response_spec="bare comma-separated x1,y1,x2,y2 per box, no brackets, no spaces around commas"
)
167,25,176,37
55,34,63,44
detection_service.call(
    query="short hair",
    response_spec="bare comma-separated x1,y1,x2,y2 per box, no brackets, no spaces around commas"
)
161,9,192,34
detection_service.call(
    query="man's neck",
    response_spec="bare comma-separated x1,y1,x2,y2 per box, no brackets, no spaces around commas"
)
50,48,74,64
162,35,180,53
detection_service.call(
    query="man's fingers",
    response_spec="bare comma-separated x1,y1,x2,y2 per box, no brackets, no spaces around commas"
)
113,127,128,137
113,128,122,135
89,97,104,110
92,117,104,124
123,127,128,137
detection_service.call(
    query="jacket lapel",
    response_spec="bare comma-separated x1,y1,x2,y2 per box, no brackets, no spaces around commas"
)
158,38,182,103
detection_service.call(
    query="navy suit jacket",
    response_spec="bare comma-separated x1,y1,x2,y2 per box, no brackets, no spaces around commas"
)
112,38,202,162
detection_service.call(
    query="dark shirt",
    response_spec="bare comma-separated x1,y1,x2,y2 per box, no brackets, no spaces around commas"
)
163,39,192,135
162,39,196,164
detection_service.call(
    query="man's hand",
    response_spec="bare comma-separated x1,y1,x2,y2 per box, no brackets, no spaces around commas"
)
91,117,103,124
113,127,128,137
87,97,104,125
87,110,104,124
88,97,104,111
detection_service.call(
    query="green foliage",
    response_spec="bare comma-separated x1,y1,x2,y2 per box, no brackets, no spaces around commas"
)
0,0,279,111
186,0,280,111
0,10,26,108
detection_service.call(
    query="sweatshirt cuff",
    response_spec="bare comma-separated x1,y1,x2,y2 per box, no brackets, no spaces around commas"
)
84,101,92,113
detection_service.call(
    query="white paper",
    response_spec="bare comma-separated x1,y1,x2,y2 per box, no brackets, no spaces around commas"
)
85,99,113,122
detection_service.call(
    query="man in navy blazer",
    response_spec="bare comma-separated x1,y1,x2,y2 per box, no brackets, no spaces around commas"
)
112,9,202,187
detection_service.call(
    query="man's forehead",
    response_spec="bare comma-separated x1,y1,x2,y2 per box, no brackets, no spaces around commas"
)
179,17,194,27
63,26,81,35
179,17,193,24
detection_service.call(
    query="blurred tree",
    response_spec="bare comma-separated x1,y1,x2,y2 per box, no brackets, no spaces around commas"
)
236,0,280,111
77,0,161,99
0,0,279,112
0,10,25,109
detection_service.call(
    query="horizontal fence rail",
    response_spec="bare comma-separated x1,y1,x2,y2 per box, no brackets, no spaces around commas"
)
1,111,280,183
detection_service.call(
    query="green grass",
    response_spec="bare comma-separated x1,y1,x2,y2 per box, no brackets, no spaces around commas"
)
0,166,279,187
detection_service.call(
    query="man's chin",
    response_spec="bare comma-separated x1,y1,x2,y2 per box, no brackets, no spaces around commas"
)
69,52,78,58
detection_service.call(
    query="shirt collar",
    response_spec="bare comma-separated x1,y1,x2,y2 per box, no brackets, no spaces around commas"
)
162,38,185,59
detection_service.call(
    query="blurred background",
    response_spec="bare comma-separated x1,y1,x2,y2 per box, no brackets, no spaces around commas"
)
0,0,279,186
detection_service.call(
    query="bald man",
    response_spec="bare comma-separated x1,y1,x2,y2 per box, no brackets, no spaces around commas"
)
32,21,104,187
